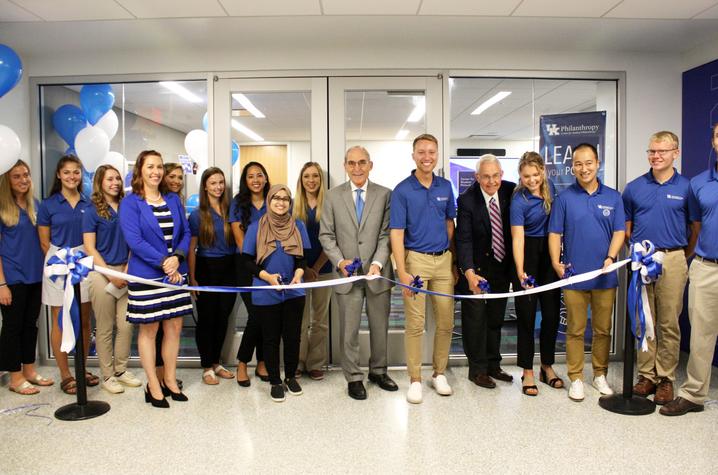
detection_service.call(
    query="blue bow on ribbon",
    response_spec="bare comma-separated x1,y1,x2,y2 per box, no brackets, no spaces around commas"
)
478,279,491,293
562,263,575,279
44,248,93,353
521,274,536,288
410,275,424,295
344,257,363,277
627,240,663,351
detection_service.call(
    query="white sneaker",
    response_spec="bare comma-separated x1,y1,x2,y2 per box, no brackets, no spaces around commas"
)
406,382,423,404
592,375,614,395
568,379,585,401
431,374,453,396
101,376,124,394
115,371,142,387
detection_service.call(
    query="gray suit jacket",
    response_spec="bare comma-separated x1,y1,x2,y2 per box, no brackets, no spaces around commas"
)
319,180,394,295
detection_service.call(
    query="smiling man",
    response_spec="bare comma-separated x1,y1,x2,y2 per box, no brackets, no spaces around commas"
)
390,133,457,404
548,143,625,402
622,131,695,405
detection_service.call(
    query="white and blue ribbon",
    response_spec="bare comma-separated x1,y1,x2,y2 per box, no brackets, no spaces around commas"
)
44,247,93,353
626,241,663,352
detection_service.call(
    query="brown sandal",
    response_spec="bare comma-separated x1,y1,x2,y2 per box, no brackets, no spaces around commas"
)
85,372,100,387
61,377,77,395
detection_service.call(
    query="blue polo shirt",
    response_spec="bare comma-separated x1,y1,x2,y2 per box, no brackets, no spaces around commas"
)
548,181,625,290
622,169,690,249
0,201,43,284
37,193,90,248
510,181,557,238
688,161,718,259
303,206,332,274
188,208,236,258
243,219,311,306
390,171,456,253
82,204,129,266
229,200,266,254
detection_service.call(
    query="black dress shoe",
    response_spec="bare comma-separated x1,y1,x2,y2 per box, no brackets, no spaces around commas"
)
471,373,496,389
161,381,188,402
255,369,270,382
348,381,367,400
145,384,169,408
368,373,399,392
489,368,514,382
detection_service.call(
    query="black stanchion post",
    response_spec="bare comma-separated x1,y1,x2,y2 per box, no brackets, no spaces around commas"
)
54,282,111,421
598,307,655,415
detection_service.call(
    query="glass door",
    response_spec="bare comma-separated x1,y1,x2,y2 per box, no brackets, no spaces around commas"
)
327,76,443,366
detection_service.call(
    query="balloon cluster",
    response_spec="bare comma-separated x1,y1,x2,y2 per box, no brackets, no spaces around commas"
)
0,44,24,175
184,112,239,188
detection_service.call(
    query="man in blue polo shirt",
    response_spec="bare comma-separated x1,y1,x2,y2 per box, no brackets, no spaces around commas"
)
548,143,625,402
661,122,718,416
623,131,695,405
390,133,456,404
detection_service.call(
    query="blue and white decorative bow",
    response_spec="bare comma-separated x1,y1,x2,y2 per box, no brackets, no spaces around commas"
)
344,257,363,277
626,241,663,352
44,248,94,353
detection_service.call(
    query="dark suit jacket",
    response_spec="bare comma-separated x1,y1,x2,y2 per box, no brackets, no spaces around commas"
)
456,180,516,278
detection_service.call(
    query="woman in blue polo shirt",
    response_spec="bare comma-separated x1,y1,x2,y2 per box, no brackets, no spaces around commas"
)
83,164,141,395
120,150,193,408
510,152,563,396
230,161,270,385
37,155,96,395
188,167,236,385
293,161,332,380
243,184,310,402
0,160,52,395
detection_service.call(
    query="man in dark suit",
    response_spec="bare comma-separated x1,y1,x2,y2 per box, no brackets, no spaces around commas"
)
456,154,519,389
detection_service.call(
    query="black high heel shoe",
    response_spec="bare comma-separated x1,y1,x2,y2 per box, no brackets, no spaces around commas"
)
161,380,188,402
145,384,170,408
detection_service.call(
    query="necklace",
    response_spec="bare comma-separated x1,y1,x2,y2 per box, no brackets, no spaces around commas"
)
146,193,163,203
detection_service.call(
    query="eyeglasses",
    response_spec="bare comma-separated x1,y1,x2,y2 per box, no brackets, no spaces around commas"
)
646,148,677,157
346,160,369,168
270,196,291,203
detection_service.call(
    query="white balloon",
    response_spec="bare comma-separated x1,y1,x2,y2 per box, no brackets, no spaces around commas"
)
184,129,208,164
98,151,126,174
96,110,118,140
75,126,110,171
0,125,22,175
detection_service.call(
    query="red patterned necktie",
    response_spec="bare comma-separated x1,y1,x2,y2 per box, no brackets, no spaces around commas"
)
489,197,505,262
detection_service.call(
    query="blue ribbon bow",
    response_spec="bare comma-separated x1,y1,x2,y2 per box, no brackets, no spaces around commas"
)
562,263,575,279
45,247,93,353
627,241,663,351
478,279,491,293
344,257,363,277
410,275,424,294
521,274,536,288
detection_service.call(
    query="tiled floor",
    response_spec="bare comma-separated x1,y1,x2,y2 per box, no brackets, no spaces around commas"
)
0,356,716,474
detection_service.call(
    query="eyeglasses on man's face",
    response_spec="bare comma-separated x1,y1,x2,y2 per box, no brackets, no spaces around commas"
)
646,148,677,157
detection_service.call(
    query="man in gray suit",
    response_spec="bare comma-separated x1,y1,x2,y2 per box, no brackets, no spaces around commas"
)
319,145,398,400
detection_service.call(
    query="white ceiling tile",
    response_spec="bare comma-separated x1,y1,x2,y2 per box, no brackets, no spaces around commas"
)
323,0,420,15
0,0,42,21
693,3,718,18
604,0,718,19
11,0,134,21
116,0,227,19
512,0,622,18
219,0,321,16
419,0,522,16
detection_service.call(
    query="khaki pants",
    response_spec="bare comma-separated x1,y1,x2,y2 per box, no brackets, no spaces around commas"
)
564,288,616,381
298,274,332,371
88,267,133,380
678,258,718,404
403,250,455,380
638,250,687,382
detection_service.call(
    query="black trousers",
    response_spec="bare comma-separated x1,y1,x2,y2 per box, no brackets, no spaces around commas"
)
194,255,237,368
514,236,561,369
0,283,41,372
255,296,305,385
235,254,264,363
461,259,514,377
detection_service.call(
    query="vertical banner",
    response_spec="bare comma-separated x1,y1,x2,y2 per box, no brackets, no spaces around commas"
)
540,111,606,192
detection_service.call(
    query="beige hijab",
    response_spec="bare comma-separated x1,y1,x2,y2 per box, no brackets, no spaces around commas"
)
256,184,303,265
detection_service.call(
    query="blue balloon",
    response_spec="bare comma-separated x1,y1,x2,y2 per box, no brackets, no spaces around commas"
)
124,170,133,188
80,84,115,125
202,112,208,132
186,193,199,214
52,105,87,147
232,140,239,165
82,170,94,197
0,44,22,98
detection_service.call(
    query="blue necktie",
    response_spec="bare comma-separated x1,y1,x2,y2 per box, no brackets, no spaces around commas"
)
355,188,364,223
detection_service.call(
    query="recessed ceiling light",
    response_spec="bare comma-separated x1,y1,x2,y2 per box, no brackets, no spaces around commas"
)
395,129,410,140
406,96,425,123
232,93,265,118
471,91,511,115
159,81,203,103
231,119,264,142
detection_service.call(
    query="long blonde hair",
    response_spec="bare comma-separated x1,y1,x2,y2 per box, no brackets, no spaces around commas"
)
91,165,125,220
0,160,37,227
293,162,325,223
515,152,553,214
198,167,231,248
